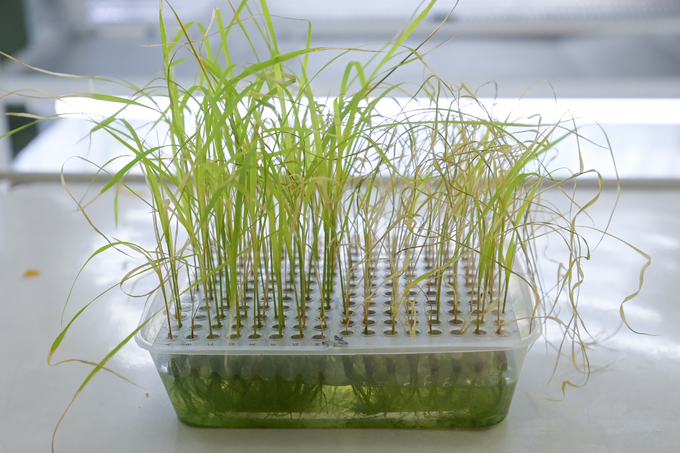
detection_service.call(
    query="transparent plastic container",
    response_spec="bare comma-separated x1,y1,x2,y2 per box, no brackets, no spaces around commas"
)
135,265,540,429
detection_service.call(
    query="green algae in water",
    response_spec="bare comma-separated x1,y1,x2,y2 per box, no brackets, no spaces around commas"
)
156,351,519,429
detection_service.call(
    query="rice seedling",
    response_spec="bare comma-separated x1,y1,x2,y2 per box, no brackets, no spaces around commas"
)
1,0,649,444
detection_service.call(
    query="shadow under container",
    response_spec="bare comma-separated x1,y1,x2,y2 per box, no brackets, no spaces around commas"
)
135,279,540,429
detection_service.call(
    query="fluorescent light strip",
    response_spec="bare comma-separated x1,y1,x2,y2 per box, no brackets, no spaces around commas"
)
55,97,680,125
478,98,680,125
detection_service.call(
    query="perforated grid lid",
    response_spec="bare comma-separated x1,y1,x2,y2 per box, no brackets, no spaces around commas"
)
135,262,541,356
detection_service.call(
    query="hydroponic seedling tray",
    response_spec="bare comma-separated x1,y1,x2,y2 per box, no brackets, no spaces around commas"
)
135,260,540,429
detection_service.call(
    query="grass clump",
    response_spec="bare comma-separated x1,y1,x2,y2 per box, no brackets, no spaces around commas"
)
0,0,650,444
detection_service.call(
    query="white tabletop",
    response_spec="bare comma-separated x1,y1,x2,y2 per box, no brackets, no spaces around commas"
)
1,180,678,452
